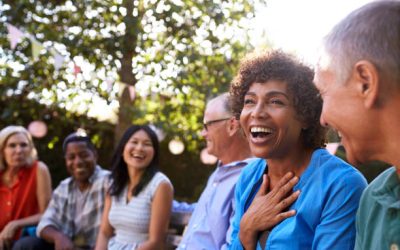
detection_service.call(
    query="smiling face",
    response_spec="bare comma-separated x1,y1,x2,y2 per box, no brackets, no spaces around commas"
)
65,141,97,185
314,62,372,165
200,98,231,158
123,129,155,171
240,81,304,159
3,133,32,169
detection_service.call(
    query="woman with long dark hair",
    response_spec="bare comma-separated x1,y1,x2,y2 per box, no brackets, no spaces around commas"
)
96,125,173,250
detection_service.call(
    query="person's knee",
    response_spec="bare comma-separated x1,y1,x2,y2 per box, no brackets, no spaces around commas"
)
12,236,52,250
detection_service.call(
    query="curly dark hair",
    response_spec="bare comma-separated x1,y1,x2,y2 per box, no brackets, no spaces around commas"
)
230,50,326,149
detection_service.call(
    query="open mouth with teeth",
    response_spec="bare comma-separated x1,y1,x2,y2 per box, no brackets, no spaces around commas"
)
250,127,273,138
132,154,146,160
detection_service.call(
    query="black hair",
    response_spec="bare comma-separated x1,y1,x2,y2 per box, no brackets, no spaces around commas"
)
62,132,96,154
109,125,159,197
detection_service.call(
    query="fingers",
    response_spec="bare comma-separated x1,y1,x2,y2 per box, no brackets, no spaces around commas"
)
276,209,297,222
279,190,300,210
255,174,269,197
271,173,299,199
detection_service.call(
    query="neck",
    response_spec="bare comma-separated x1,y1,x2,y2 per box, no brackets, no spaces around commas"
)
219,139,252,166
77,181,91,191
371,97,400,168
267,147,313,189
127,167,145,188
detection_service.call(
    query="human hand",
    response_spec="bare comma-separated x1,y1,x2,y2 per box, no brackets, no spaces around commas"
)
0,237,12,250
53,234,75,250
0,221,19,250
239,172,300,248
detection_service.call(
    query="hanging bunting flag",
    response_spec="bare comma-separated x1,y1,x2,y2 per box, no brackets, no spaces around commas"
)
73,63,81,77
106,77,114,92
53,53,65,70
6,23,25,49
50,48,65,70
128,85,136,101
31,39,44,60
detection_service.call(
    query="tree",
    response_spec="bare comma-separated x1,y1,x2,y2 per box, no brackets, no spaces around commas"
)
0,0,262,199
0,0,259,151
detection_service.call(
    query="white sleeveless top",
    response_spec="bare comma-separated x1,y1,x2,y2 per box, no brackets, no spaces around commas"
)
108,172,171,250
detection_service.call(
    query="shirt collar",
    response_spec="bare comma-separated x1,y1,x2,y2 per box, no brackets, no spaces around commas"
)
371,167,400,209
218,157,257,168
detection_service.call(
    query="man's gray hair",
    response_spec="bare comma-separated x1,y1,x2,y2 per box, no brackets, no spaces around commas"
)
207,92,233,115
323,0,400,85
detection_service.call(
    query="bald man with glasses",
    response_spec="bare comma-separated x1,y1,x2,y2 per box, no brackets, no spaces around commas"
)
174,92,254,250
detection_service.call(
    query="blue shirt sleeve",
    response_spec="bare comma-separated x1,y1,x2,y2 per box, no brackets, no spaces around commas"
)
312,170,367,250
172,200,196,212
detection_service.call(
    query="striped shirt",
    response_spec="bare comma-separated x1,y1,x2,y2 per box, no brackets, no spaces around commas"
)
108,172,171,250
37,166,110,249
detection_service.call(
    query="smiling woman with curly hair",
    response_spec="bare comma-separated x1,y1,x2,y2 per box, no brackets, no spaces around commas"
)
228,50,367,250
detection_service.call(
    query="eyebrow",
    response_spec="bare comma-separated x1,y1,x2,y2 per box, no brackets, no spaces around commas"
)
245,90,290,99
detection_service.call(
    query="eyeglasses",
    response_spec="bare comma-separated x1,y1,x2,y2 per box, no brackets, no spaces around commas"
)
203,117,231,131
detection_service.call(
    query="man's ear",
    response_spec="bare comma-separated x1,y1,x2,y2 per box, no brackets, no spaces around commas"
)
227,117,240,136
353,60,379,108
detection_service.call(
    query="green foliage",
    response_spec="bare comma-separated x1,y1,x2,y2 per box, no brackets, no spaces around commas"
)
0,0,259,150
0,0,262,200
0,96,115,187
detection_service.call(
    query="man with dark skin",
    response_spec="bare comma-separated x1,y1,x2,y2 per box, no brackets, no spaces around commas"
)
13,132,109,250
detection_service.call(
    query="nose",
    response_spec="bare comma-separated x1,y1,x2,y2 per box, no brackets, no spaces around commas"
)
320,112,329,127
251,102,268,119
200,127,207,138
15,145,23,153
73,156,84,165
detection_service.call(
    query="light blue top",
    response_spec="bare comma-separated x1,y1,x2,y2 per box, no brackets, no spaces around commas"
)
176,158,256,250
355,167,400,250
229,149,367,250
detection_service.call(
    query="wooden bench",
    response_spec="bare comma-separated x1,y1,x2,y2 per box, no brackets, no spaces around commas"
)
165,211,192,249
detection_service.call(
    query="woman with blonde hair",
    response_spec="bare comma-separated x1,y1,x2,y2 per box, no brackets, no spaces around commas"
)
0,126,52,250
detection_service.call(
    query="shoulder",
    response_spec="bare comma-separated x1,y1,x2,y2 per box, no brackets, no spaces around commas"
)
92,166,111,183
361,167,396,198
54,176,74,193
149,172,173,197
152,172,171,186
313,149,366,185
36,161,51,176
94,165,110,177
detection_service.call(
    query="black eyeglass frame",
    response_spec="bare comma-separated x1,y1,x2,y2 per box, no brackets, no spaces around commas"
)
203,117,232,131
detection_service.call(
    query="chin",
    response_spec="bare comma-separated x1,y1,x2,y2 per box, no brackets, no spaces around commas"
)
251,150,270,159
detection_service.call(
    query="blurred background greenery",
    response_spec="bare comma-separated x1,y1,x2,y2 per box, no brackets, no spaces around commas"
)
0,0,390,202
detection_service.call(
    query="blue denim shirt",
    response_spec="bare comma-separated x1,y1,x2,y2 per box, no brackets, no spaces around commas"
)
229,149,367,250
